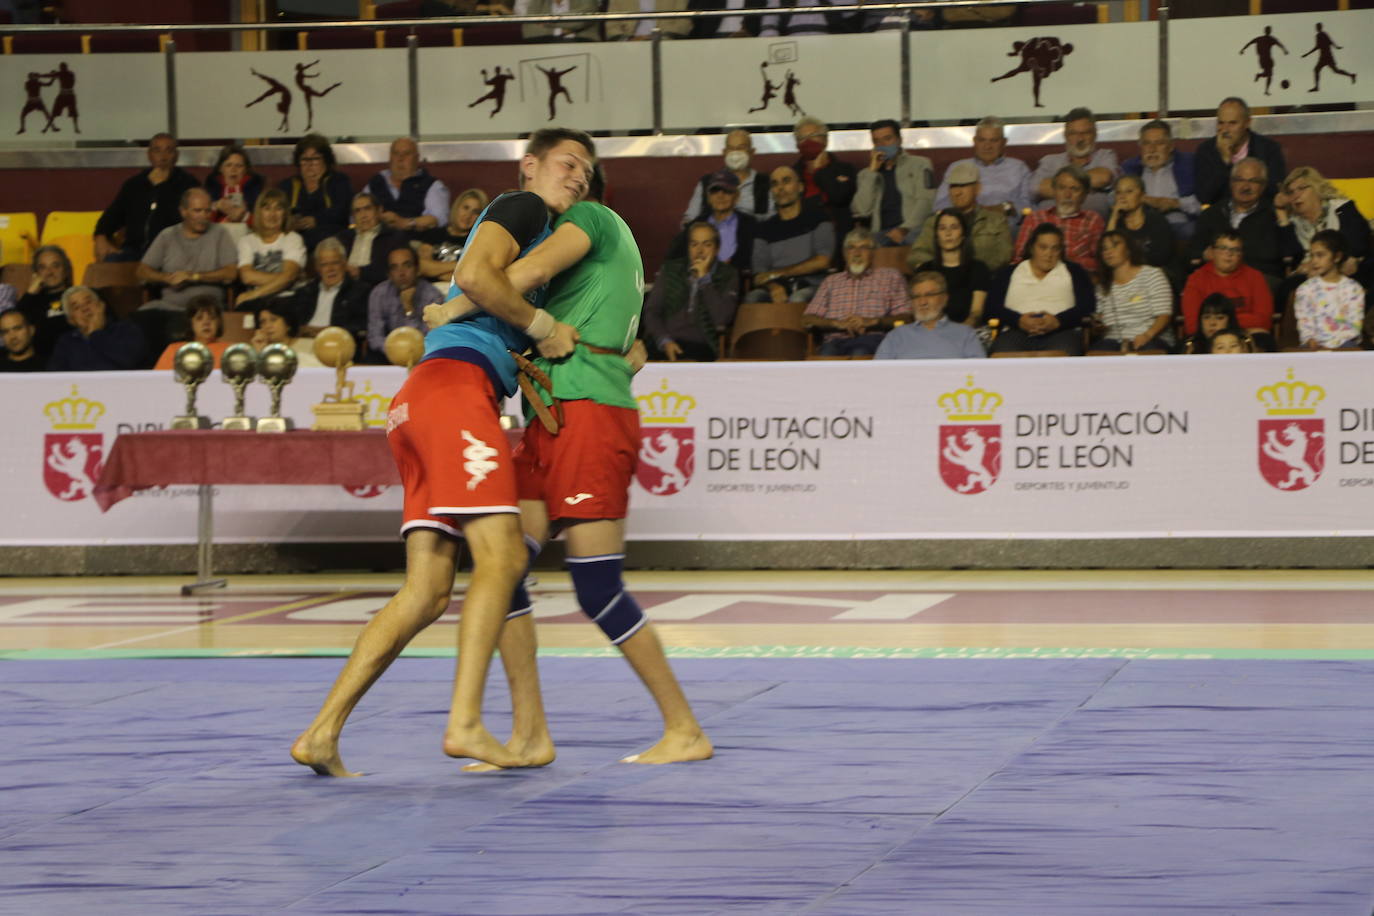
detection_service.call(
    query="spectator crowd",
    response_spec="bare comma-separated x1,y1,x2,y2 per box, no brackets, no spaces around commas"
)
2,95,1371,373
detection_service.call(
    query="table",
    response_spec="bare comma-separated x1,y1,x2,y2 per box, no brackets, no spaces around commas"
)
94,430,399,593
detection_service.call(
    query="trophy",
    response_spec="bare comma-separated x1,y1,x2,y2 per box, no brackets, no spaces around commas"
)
385,326,425,371
219,343,259,430
311,327,366,431
256,343,298,433
170,342,213,429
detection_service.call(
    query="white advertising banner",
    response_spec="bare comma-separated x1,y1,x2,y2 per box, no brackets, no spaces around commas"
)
0,54,166,145
3,353,1373,546
1170,11,1374,112
419,43,653,136
910,22,1158,120
659,34,902,132
175,50,409,141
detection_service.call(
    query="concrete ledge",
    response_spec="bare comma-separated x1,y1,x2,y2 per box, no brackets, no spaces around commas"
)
2,538,1371,576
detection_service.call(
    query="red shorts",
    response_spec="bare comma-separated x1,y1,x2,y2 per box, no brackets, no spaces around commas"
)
387,358,518,538
514,399,639,522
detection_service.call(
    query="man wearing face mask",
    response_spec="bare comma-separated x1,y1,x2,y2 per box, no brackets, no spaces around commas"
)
793,116,856,245
1030,107,1119,218
681,128,773,224
851,118,935,248
801,229,910,356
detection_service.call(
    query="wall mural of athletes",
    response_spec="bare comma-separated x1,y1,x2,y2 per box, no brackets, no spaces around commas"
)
419,43,651,135
176,50,407,140
1,54,164,145
1171,11,1371,111
660,34,899,132
909,22,1158,121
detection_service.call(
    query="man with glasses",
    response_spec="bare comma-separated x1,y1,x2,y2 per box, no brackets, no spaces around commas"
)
801,228,910,356
874,272,985,360
1030,107,1119,218
1121,119,1199,240
1195,97,1287,207
1180,230,1274,338
1188,158,1282,279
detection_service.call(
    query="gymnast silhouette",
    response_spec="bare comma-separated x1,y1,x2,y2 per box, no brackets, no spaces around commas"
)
245,68,292,132
294,61,341,131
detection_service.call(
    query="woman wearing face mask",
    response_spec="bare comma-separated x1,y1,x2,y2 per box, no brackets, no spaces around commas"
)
911,209,989,325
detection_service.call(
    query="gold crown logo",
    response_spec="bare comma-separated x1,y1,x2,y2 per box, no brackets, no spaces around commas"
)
938,375,1003,422
636,378,696,425
359,381,392,428
1256,369,1325,416
44,384,105,430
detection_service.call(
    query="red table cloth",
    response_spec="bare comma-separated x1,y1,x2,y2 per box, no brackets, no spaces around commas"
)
93,430,400,512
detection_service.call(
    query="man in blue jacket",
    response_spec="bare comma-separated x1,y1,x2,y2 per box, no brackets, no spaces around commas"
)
1121,119,1199,241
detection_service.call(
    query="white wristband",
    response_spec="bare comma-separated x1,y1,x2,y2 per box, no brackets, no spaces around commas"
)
526,308,556,341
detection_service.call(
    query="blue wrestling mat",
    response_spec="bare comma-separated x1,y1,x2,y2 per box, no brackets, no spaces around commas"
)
3,658,1374,914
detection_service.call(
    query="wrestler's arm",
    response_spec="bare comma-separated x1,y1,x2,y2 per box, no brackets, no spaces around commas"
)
426,222,593,325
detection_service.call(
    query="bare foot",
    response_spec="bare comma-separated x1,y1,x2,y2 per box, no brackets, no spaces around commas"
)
290,730,362,778
621,728,714,765
461,734,556,773
443,723,530,769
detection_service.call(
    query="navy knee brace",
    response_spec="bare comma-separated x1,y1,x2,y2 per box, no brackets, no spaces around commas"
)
567,553,647,645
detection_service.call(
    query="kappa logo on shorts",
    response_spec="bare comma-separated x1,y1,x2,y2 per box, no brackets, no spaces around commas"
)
386,402,410,434
461,430,499,490
564,492,594,505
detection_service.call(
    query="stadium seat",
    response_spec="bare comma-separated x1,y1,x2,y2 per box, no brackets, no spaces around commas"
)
83,261,144,319
1,263,32,293
872,245,913,276
0,213,39,267
726,301,809,360
1329,178,1374,222
42,212,103,288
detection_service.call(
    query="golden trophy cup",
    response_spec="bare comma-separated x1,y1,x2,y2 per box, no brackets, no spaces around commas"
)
311,327,366,431
255,343,298,433
384,326,425,371
219,343,259,430
170,342,214,429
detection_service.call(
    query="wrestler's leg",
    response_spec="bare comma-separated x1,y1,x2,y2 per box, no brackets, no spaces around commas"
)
291,528,459,777
440,510,530,768
464,501,556,772
565,519,713,765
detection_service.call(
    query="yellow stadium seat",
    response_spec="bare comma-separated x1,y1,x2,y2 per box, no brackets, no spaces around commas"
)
1329,178,1374,221
0,212,39,267
41,210,102,246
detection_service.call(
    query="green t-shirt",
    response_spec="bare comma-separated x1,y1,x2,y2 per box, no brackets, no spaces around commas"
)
534,201,644,410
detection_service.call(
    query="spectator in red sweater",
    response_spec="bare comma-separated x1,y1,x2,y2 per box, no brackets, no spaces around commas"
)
1180,230,1274,337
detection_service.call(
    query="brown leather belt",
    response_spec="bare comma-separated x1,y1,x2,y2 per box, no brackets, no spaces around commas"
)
510,351,564,435
512,343,625,434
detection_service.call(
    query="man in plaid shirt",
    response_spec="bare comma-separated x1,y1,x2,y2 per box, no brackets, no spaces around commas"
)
1014,165,1105,272
802,229,912,356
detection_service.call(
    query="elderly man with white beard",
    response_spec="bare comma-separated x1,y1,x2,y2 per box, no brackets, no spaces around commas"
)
1030,107,1119,218
874,271,985,360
